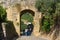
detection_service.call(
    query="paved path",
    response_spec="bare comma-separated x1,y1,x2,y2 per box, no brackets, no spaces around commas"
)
16,36,48,40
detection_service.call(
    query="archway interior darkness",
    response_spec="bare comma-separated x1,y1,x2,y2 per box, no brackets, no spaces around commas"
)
20,9,35,36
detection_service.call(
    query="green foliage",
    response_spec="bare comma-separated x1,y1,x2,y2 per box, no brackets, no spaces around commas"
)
35,0,57,26
21,12,33,31
35,0,60,32
0,6,7,22
56,3,60,16
21,21,27,31
21,12,33,22
35,0,56,13
42,18,50,33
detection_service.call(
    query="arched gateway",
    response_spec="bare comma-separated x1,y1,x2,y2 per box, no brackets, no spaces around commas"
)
20,9,35,36
6,4,42,36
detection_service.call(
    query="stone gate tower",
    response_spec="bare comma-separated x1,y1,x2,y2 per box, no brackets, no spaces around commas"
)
1,0,42,36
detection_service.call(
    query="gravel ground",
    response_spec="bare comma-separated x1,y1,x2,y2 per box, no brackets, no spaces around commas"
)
16,36,48,40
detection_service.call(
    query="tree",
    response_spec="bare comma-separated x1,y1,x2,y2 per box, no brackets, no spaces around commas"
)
35,0,59,32
42,18,50,33
0,6,7,23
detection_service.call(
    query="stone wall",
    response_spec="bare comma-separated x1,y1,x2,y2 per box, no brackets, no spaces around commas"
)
6,3,42,36
0,0,42,37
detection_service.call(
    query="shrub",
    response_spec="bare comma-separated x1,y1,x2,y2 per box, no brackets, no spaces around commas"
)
21,12,33,22
42,19,50,33
35,0,58,33
0,6,7,23
21,21,27,31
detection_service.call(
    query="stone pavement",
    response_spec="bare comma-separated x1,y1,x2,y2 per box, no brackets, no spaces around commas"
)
16,36,48,40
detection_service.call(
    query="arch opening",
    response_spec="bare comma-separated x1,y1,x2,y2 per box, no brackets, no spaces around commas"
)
20,9,35,36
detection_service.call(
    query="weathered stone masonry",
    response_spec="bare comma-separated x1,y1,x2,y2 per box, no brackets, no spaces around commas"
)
5,1,42,36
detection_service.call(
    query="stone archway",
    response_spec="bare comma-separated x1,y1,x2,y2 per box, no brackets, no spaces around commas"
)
6,6,41,36
20,9,35,36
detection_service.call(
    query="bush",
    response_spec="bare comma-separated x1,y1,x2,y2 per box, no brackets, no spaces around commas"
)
42,19,50,33
0,6,7,23
35,0,58,33
21,12,33,22
21,21,27,31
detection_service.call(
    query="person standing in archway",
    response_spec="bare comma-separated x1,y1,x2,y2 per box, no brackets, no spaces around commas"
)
26,22,34,36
